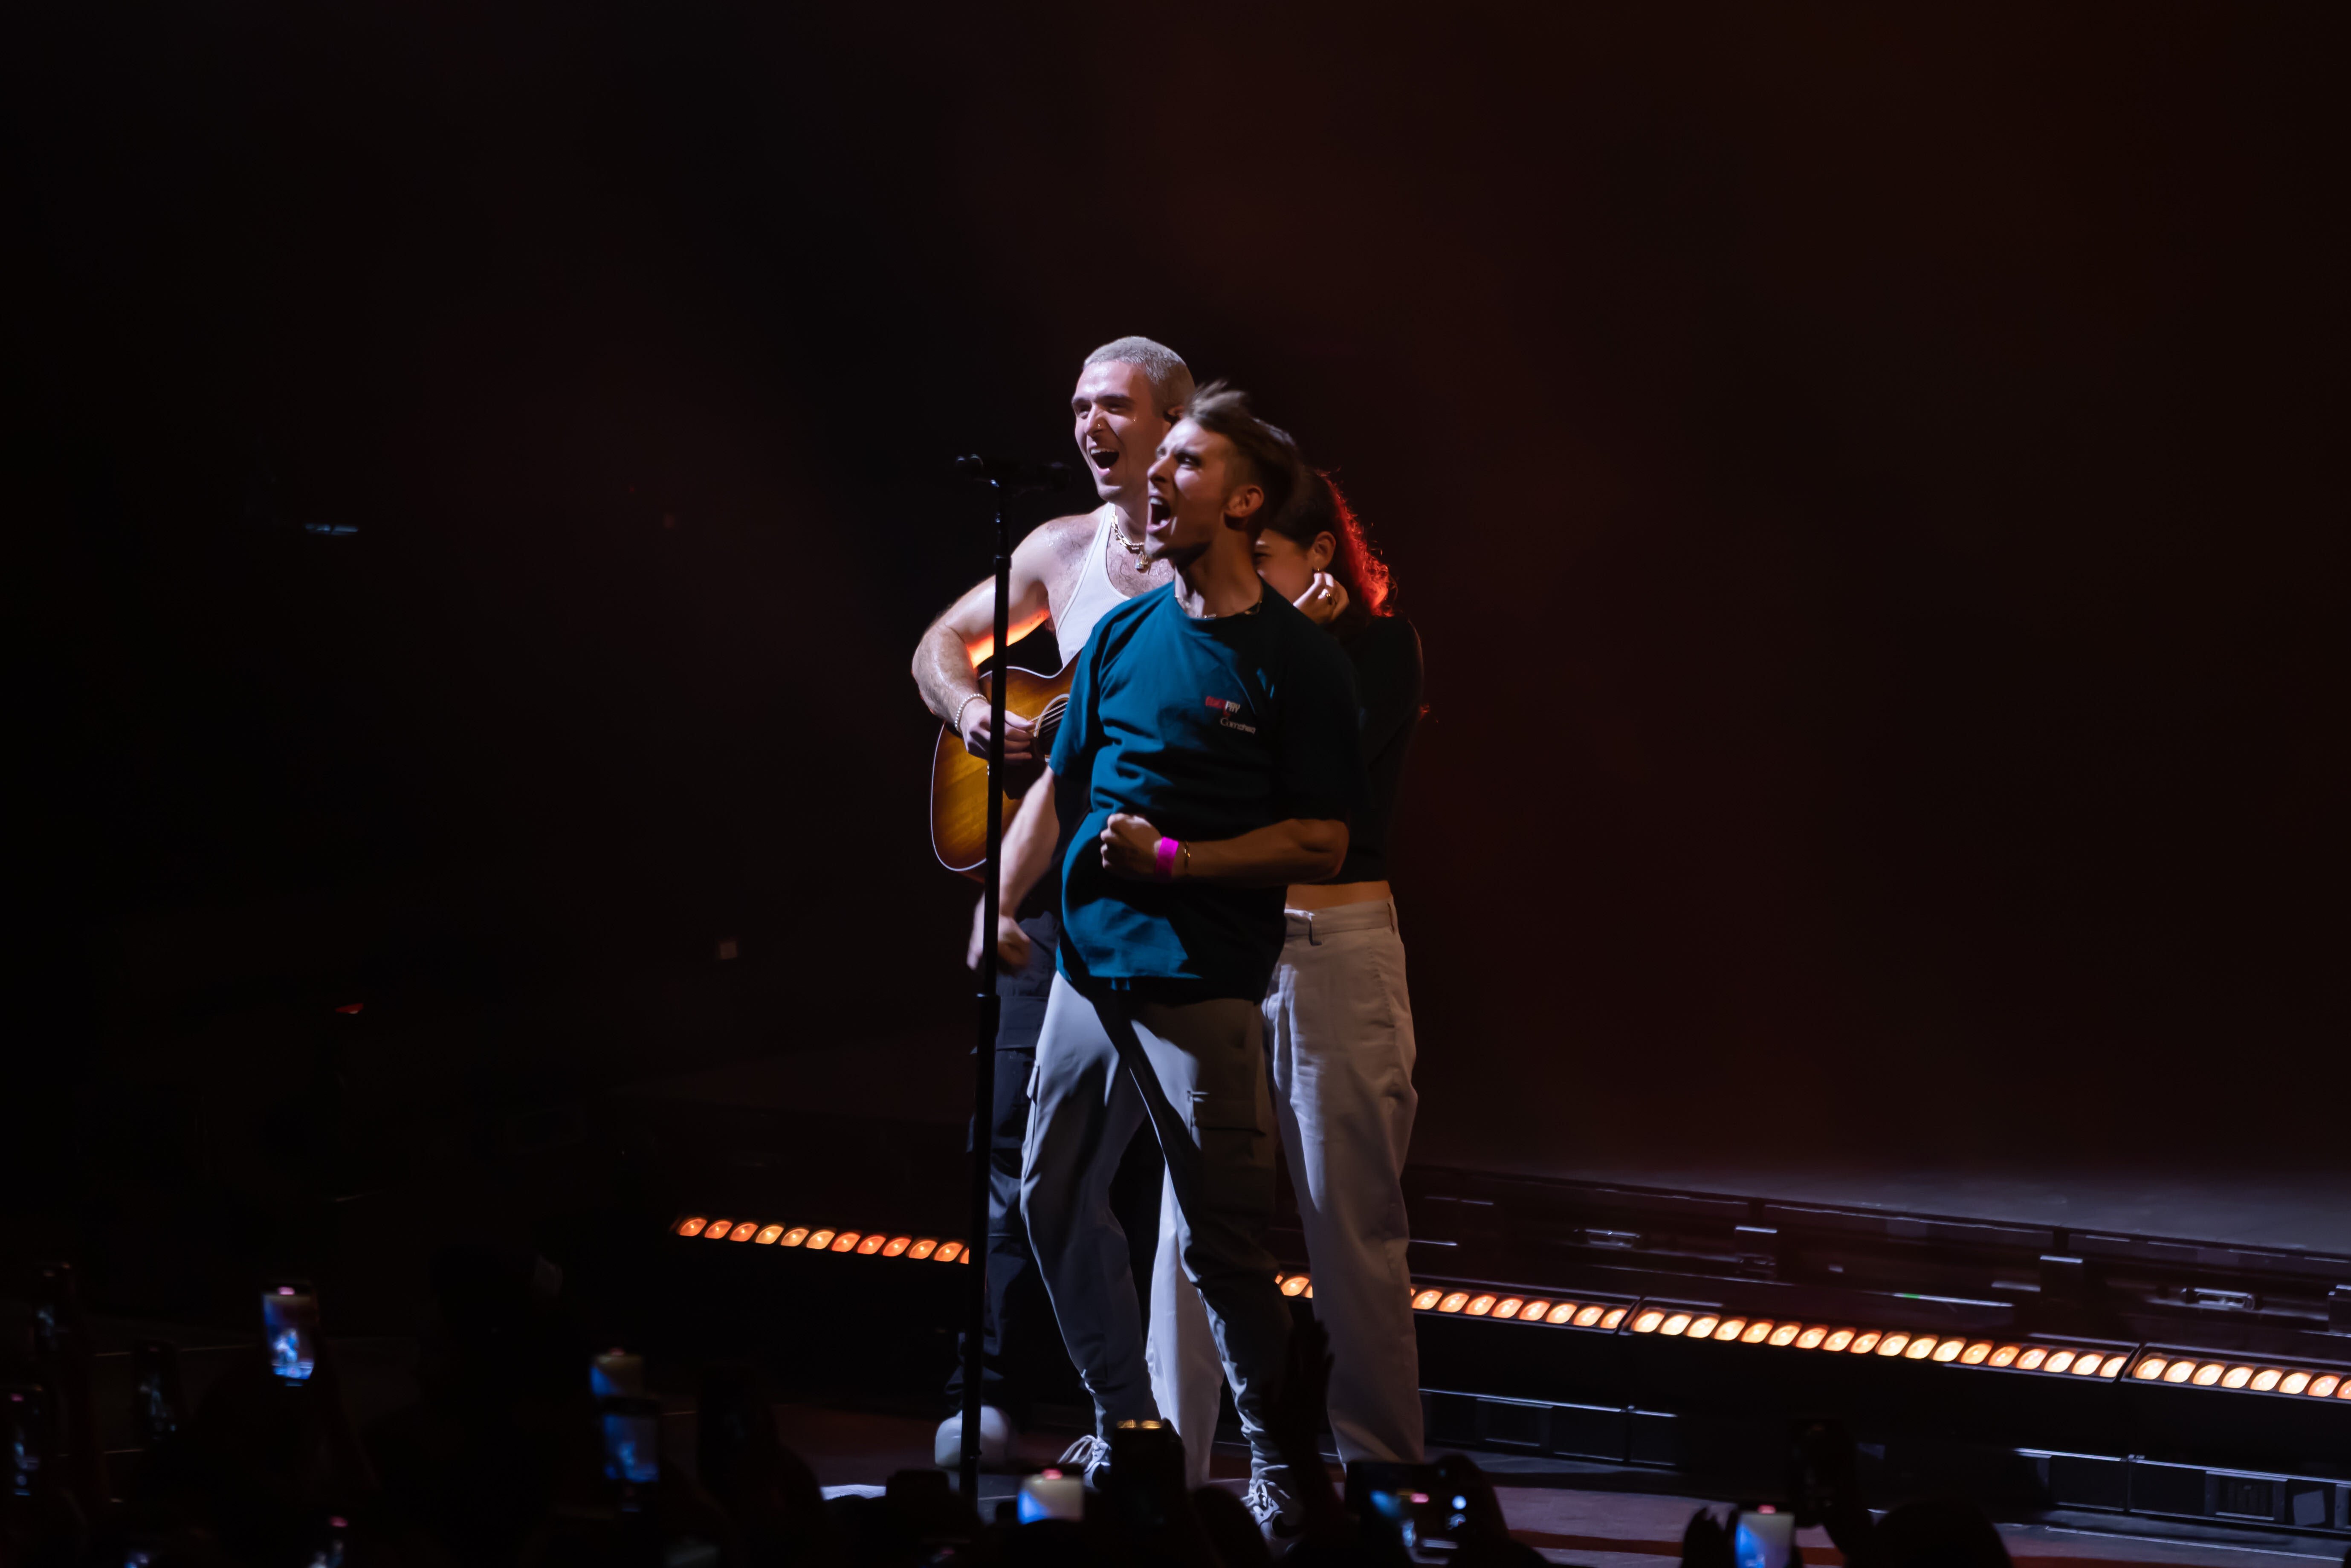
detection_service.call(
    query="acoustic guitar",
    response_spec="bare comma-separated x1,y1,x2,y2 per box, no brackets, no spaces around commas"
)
930,646,1075,877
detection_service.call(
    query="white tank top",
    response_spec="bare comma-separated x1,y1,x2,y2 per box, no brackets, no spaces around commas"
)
1053,504,1132,661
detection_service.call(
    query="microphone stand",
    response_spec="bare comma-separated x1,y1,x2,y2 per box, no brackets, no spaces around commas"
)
960,474,1010,1501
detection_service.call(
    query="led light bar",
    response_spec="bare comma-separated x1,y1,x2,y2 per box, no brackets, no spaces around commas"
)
1411,1284,1630,1330
671,1215,969,1261
2130,1348,2351,1400
1623,1311,2133,1380
1276,1272,1315,1299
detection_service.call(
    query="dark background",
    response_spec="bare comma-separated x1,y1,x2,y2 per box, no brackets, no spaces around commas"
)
7,2,2343,1238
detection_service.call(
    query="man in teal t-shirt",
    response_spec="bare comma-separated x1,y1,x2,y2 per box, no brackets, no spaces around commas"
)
984,384,1365,1525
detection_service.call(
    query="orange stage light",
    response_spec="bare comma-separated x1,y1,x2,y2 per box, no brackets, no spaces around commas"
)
1717,1318,1747,1342
2135,1357,2168,1381
1688,1315,1721,1339
1768,1324,1802,1347
706,1221,734,1241
883,1237,912,1257
2221,1366,2253,1389
1905,1337,1938,1361
806,1230,836,1251
1988,1345,2021,1368
1438,1292,1470,1313
2250,1368,2282,1392
676,1218,708,1238
935,1241,964,1263
1933,1339,1964,1363
1552,1304,1584,1325
2020,1349,2053,1371
2163,1360,2196,1383
1822,1330,1854,1353
1283,1276,1313,1299
2192,1363,2224,1386
1413,1289,1443,1311
1492,1298,1525,1319
780,1228,810,1247
830,1232,861,1253
2314,1374,2345,1398
1576,1305,1607,1327
857,1234,886,1255
1960,1342,1992,1365
1601,1308,1627,1330
756,1225,785,1245
1659,1313,1692,1337
907,1239,938,1259
1876,1334,1909,1358
2278,1371,2310,1395
1844,1331,1876,1354
1743,1320,1775,1344
1633,1311,1665,1334
1467,1294,1498,1316
1513,1299,1545,1320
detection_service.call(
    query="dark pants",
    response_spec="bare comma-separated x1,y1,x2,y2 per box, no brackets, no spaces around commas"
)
947,911,1161,1422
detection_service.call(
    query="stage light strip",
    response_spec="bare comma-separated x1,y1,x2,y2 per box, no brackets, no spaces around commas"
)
672,1215,969,1261
1624,1308,2128,1378
2131,1353,2350,1400
1410,1285,1627,1330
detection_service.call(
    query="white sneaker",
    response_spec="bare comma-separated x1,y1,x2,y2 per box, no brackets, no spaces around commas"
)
933,1405,1014,1469
1056,1433,1112,1488
1244,1472,1305,1539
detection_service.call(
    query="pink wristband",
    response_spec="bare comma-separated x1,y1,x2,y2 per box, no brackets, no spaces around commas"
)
1153,836,1182,882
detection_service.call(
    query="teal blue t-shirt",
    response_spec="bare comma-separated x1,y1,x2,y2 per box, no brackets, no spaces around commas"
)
1048,580,1368,1001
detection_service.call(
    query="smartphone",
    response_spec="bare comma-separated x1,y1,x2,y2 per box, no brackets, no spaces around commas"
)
262,1283,318,1383
1017,1471,1085,1523
1734,1505,1796,1568
1346,1461,1464,1553
601,1396,662,1491
3,1385,53,1499
131,1341,185,1446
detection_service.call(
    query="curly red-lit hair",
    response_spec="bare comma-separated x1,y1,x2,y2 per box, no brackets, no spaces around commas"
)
1263,466,1393,636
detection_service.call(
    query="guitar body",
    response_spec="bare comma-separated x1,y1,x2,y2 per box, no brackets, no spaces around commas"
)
929,655,1077,877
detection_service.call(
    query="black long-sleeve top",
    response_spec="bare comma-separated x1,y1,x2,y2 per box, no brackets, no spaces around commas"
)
1329,613,1423,885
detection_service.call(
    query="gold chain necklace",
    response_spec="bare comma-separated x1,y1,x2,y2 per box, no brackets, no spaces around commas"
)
1109,509,1146,558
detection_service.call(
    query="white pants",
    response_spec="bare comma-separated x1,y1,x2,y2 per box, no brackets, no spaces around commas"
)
1147,899,1422,1487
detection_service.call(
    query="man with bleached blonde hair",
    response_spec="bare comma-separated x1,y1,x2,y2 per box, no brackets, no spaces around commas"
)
909,336,1193,1469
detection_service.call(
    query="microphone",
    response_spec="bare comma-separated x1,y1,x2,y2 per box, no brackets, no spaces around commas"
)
953,455,1074,493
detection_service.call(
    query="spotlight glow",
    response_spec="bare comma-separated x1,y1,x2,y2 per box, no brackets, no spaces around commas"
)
1467,1294,1498,1316
1717,1318,1747,1341
1439,1292,1470,1313
1743,1320,1775,1344
676,1218,707,1238
1659,1313,1692,1336
1876,1334,1910,1358
2163,1360,2195,1383
2135,1358,2168,1381
1413,1290,1442,1310
1822,1329,1854,1353
1688,1315,1720,1339
882,1236,912,1257
1492,1297,1525,1319
1960,1342,1992,1365
1988,1345,2020,1368
1551,1303,1582,1325
1283,1276,1314,1299
756,1225,785,1245
906,1239,937,1259
2278,1372,2309,1395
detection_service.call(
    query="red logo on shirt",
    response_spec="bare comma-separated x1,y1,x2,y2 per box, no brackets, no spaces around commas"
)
1204,697,1241,713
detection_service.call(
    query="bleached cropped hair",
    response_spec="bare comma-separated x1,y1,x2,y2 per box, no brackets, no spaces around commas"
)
1083,336,1195,419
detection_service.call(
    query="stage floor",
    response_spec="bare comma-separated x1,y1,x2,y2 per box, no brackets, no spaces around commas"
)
628,1042,2351,1258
